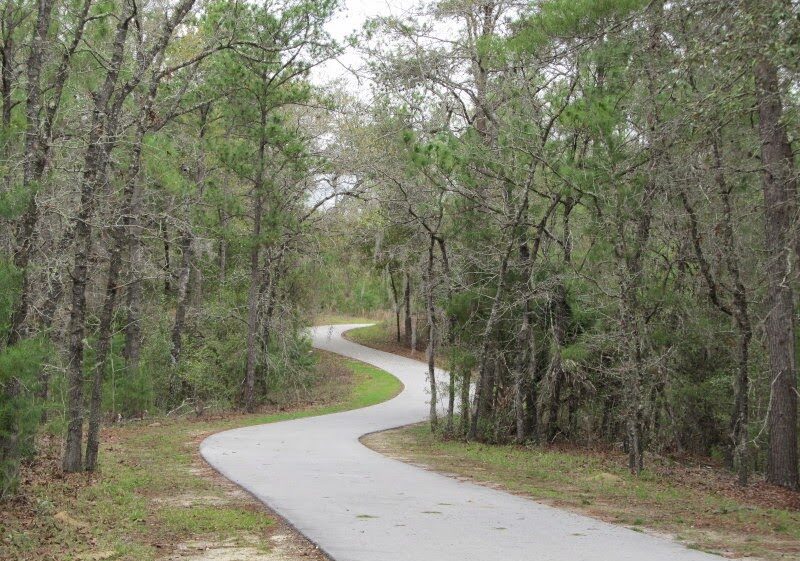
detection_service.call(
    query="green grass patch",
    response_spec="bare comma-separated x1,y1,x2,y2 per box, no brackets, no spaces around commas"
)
3,350,401,561
159,506,273,535
364,423,800,560
206,355,402,433
314,313,379,325
345,322,388,346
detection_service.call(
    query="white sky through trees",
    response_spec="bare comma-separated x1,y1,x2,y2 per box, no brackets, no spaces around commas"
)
312,0,418,88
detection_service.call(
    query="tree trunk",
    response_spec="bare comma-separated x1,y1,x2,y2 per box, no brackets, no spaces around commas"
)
468,187,546,441
425,236,438,431
85,239,122,471
123,232,144,373
513,312,530,443
257,255,278,391
218,209,228,286
460,366,471,437
169,232,193,398
715,141,753,486
35,229,75,422
162,220,172,293
545,281,570,441
86,81,157,466
755,58,799,490
63,4,133,473
243,103,268,413
468,238,514,441
513,230,533,443
168,102,207,396
732,322,752,486
7,0,55,347
63,152,102,473
243,204,261,412
0,1,17,134
10,0,91,346
616,0,661,476
404,271,412,348
122,160,146,375
389,271,401,343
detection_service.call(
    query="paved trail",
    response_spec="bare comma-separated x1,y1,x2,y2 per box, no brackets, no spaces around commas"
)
201,324,719,561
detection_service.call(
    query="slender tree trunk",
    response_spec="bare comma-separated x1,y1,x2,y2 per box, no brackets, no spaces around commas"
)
86,81,157,465
513,312,530,443
243,103,268,413
514,220,536,443
545,281,571,441
63,5,132,473
755,58,799,490
404,271,412,348
425,236,438,431
123,229,143,373
35,229,75,422
7,0,55,347
732,321,752,486
168,102,207,394
545,360,564,441
0,1,16,135
85,239,122,471
168,235,192,387
615,186,651,475
162,220,172,293
715,142,753,486
257,251,279,392
389,271,401,343
460,366,471,437
122,154,146,375
524,340,540,441
121,70,165,378
63,149,105,473
218,209,228,286
243,195,262,412
468,192,534,440
447,367,456,436
616,0,661,476
433,237,456,436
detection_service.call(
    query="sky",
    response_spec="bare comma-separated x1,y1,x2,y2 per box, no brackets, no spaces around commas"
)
311,0,420,88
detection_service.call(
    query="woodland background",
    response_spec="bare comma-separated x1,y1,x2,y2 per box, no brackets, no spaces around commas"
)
1,0,800,508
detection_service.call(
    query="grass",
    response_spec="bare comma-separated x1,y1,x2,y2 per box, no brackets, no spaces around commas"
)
344,322,388,345
158,506,273,535
1,351,401,561
345,321,436,365
364,424,800,560
313,312,384,325
348,317,800,559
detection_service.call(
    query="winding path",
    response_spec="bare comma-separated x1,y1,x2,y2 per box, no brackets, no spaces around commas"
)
201,324,720,561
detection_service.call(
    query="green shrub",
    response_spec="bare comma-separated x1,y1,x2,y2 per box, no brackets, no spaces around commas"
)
0,337,48,499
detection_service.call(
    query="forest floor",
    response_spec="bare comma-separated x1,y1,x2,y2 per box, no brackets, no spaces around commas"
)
350,321,800,560
0,348,401,561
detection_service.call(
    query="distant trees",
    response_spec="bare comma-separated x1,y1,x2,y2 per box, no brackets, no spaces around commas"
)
350,0,800,489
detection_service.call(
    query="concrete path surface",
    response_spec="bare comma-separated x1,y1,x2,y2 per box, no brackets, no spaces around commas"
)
201,324,720,561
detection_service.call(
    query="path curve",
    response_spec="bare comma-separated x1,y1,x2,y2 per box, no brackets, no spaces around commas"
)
201,324,719,561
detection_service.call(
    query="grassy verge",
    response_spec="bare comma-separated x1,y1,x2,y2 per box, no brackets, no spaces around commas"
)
350,319,800,559
1,351,401,561
343,322,390,346
364,424,800,560
313,312,385,325
345,321,432,364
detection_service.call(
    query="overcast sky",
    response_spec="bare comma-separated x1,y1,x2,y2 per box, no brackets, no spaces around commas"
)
311,0,420,88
